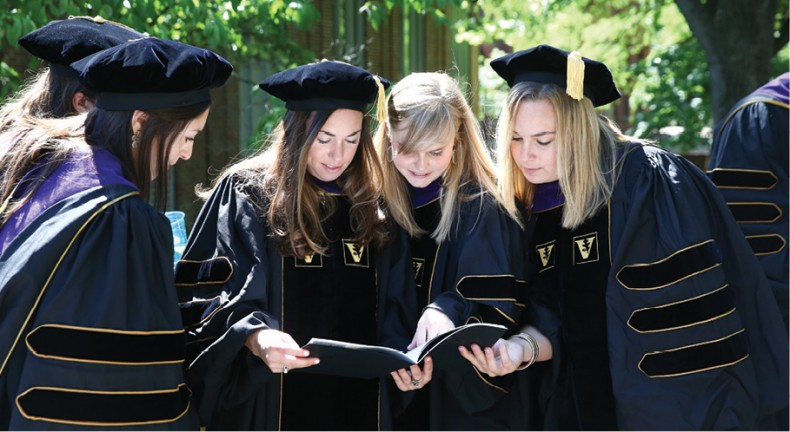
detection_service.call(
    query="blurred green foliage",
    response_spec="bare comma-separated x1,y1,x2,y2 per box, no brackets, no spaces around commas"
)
457,0,788,152
0,0,321,100
2,0,787,153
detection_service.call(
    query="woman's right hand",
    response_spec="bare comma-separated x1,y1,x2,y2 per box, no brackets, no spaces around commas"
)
245,329,320,373
390,357,433,392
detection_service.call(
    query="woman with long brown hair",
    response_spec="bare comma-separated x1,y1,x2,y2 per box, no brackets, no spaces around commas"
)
175,60,415,430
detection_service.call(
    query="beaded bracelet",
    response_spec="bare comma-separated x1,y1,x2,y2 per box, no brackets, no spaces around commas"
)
512,332,539,371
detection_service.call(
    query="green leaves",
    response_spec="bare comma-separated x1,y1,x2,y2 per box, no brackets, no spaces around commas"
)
2,10,37,46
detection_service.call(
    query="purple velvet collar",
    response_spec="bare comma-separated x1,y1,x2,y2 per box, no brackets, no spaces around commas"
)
311,177,344,194
753,72,789,105
0,147,135,255
408,178,442,208
532,180,565,212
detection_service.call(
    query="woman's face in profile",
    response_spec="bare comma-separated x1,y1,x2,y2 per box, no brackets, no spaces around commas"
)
305,109,363,182
149,107,210,180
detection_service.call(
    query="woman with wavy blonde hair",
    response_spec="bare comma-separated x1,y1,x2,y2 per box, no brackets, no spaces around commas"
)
374,71,533,430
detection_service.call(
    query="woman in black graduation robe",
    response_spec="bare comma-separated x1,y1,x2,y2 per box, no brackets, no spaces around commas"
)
467,44,789,430
0,38,231,429
375,72,535,430
175,61,416,430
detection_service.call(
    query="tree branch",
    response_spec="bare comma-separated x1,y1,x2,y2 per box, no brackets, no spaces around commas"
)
674,0,717,23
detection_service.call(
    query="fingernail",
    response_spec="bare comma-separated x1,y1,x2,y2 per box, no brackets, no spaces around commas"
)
314,359,320,364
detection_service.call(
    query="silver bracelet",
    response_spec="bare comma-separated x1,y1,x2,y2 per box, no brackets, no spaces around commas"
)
511,332,539,370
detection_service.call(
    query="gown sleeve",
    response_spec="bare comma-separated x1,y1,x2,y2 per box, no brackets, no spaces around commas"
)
707,96,789,324
431,195,531,422
0,185,195,430
607,145,788,429
426,193,528,328
175,174,279,424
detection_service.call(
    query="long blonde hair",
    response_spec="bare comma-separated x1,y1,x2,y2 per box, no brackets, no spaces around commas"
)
496,81,631,229
375,72,513,241
0,70,51,133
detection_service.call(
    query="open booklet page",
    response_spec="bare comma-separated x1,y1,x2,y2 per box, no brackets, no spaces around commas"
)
297,323,507,379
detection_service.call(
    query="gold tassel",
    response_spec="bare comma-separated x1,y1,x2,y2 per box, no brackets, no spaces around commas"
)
566,51,585,101
372,75,387,126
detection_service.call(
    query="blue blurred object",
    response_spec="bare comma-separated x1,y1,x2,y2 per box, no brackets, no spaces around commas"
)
165,211,187,264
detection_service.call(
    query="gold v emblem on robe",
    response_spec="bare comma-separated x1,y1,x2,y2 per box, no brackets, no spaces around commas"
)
412,258,425,287
539,244,554,267
295,253,322,267
573,232,599,264
343,239,369,267
536,240,556,272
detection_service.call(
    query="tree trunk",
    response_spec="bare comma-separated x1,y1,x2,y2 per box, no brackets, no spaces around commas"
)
674,0,778,124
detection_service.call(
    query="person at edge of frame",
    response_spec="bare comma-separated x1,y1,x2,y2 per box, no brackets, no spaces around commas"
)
706,71,790,432
0,36,232,429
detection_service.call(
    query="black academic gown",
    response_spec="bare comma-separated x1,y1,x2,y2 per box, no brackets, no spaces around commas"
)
395,185,535,431
175,173,415,431
707,77,789,325
0,154,196,429
527,143,789,430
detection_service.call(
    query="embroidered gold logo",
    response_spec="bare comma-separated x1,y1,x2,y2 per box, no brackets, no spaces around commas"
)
536,240,555,272
573,232,599,265
343,239,369,267
295,253,322,267
412,258,425,287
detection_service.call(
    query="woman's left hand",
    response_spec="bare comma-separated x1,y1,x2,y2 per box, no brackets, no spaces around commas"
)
408,308,454,350
458,337,524,377
390,357,433,391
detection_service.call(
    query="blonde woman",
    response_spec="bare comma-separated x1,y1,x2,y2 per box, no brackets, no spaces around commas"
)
472,44,789,430
375,71,535,430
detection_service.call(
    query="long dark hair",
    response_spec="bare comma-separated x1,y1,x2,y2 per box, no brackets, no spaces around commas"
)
213,109,389,258
84,101,211,209
46,72,96,118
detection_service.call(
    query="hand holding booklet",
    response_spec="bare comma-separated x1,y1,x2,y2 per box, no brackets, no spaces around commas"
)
296,322,507,379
